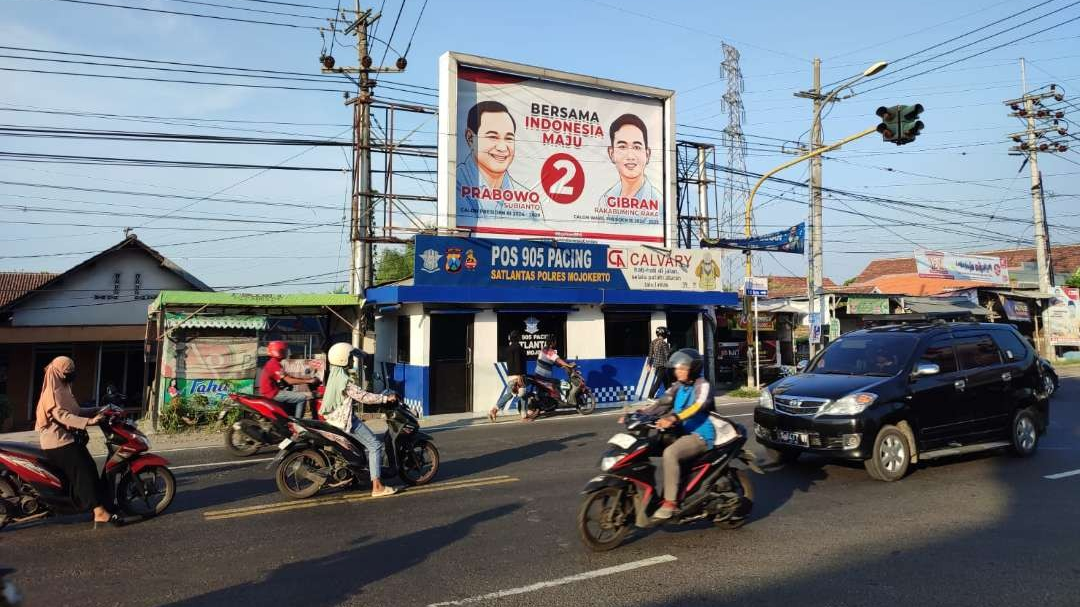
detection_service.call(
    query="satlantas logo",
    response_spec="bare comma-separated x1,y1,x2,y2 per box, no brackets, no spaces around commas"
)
524,316,540,334
420,249,442,274
607,248,626,269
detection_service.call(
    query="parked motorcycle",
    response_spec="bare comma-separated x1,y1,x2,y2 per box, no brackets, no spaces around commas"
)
0,406,175,529
577,412,760,551
270,391,439,499
523,363,597,419
221,383,324,457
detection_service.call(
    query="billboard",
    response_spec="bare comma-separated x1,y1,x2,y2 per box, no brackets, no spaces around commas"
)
914,249,1009,285
704,223,805,254
414,235,722,292
438,52,675,246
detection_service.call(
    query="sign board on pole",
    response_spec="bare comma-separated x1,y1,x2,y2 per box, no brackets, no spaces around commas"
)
914,249,1009,285
810,323,822,344
744,276,768,298
438,52,676,246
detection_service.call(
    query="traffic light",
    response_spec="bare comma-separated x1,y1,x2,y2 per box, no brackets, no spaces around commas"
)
897,103,924,144
876,105,899,143
876,104,924,145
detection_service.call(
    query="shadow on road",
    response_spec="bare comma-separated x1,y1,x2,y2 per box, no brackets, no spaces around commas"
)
157,504,520,607
437,432,596,481
169,477,277,515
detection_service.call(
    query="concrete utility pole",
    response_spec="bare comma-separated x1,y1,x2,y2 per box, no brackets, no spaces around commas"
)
323,1,406,349
796,58,825,358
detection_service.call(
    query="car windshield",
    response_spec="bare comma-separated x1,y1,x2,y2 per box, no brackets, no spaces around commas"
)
808,333,920,377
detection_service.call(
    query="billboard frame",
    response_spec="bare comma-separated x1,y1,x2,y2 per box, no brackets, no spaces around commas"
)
437,51,677,247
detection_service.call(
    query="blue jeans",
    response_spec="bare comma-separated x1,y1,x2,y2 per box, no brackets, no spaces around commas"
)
349,417,383,482
273,390,309,418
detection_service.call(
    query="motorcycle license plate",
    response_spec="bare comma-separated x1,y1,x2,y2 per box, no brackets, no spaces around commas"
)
776,430,809,446
608,433,637,449
277,438,292,450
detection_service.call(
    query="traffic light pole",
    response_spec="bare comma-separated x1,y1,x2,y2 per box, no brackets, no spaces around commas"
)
743,124,877,387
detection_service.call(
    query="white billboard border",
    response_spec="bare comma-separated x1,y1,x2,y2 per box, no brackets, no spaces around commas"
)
437,51,677,248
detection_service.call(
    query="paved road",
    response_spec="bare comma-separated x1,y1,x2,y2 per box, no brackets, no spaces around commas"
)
4,382,1080,607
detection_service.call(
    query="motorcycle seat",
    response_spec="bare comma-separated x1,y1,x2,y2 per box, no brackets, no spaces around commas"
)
0,442,47,460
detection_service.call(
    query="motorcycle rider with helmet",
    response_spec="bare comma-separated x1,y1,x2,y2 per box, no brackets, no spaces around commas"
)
625,348,714,519
258,340,319,418
320,342,397,498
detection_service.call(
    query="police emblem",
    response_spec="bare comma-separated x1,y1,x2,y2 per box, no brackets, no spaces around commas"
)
419,249,442,274
524,316,540,335
445,248,462,273
464,249,478,270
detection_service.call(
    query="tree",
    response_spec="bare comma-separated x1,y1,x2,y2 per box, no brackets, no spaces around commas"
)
1067,267,1080,288
375,242,415,284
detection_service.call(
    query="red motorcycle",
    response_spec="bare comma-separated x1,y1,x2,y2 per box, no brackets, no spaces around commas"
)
0,406,175,529
221,384,324,457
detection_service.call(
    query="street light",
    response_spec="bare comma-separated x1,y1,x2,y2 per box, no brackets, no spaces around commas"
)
805,60,887,359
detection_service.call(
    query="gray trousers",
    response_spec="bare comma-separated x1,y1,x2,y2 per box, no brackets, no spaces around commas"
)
662,433,709,502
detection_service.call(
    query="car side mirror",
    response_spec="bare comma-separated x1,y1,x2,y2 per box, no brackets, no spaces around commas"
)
796,359,809,372
912,363,940,378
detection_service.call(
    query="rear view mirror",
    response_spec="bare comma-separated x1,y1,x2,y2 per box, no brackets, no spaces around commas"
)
912,363,940,378
796,360,809,372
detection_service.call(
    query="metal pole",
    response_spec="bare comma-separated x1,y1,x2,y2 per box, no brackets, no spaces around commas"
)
753,295,760,388
697,145,708,242
1022,58,1054,358
809,58,823,358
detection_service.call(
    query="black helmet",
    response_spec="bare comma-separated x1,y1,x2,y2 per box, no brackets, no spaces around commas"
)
656,326,670,338
509,330,522,342
667,348,703,379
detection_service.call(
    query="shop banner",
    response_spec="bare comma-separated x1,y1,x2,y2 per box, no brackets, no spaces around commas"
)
441,53,671,245
414,235,723,292
1048,286,1080,345
846,297,890,315
731,313,775,332
702,223,804,254
1001,297,1032,322
915,249,1009,284
164,378,254,405
162,337,259,379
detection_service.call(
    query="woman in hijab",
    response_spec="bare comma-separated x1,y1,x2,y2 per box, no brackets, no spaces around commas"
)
34,356,119,527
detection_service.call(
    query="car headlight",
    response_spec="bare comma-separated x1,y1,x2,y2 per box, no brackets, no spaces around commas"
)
600,456,620,471
758,389,774,410
818,392,877,416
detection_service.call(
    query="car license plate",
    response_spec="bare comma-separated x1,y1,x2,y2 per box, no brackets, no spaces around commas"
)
277,438,292,450
776,430,809,446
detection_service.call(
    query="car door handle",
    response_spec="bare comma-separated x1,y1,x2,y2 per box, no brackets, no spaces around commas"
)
954,379,966,392
1001,372,1012,382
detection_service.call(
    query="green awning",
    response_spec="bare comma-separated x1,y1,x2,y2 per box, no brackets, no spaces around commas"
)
165,313,268,330
149,291,362,314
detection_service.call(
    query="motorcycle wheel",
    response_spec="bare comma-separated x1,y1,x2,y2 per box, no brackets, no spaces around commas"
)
399,441,440,486
275,449,327,499
578,487,633,552
224,418,262,457
714,469,754,529
0,477,17,529
576,391,597,416
118,466,176,518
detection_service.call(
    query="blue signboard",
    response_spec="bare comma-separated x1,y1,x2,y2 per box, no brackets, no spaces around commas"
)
702,223,804,254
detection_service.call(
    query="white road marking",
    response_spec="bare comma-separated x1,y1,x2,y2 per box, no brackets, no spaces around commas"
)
171,457,276,471
427,554,678,606
1044,467,1080,480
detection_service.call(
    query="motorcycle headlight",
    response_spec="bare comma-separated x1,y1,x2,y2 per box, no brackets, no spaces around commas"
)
600,456,620,471
818,392,877,416
758,389,774,410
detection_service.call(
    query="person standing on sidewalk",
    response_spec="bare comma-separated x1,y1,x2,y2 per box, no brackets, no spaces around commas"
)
490,330,526,422
258,340,318,418
647,327,672,398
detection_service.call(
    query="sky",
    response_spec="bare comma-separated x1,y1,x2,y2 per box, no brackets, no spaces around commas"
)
2,0,1080,291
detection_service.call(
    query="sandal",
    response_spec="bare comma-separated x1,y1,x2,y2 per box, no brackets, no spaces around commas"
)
370,486,398,498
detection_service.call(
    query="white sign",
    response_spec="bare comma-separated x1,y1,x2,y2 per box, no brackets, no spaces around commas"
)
744,276,768,297
1048,286,1080,346
606,246,723,291
438,52,674,246
915,249,1009,285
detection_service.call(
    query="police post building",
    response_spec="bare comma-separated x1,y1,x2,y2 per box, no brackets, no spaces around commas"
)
368,53,737,417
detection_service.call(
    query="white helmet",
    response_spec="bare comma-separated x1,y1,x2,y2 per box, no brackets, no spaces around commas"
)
328,342,356,367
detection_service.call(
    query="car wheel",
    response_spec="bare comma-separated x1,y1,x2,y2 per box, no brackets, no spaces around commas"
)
865,425,910,482
1043,374,1056,398
1009,408,1039,457
764,447,800,465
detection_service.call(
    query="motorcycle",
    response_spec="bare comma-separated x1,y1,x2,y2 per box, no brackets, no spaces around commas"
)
0,406,175,529
522,363,597,419
221,382,324,457
577,411,760,551
270,391,440,499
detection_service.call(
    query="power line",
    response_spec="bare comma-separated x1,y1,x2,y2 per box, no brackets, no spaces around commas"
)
34,0,322,29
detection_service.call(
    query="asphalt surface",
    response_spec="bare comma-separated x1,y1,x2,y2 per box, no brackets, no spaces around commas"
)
4,380,1080,607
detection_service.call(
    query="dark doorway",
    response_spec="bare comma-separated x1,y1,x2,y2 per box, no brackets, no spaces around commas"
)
666,311,700,351
429,314,473,414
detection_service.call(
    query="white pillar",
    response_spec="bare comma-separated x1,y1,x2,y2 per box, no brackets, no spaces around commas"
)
568,306,605,359
471,309,499,413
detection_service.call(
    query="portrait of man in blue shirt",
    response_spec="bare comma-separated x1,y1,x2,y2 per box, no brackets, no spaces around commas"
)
600,113,661,204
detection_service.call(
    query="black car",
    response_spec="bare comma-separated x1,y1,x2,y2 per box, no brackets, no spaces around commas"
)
754,323,1052,481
